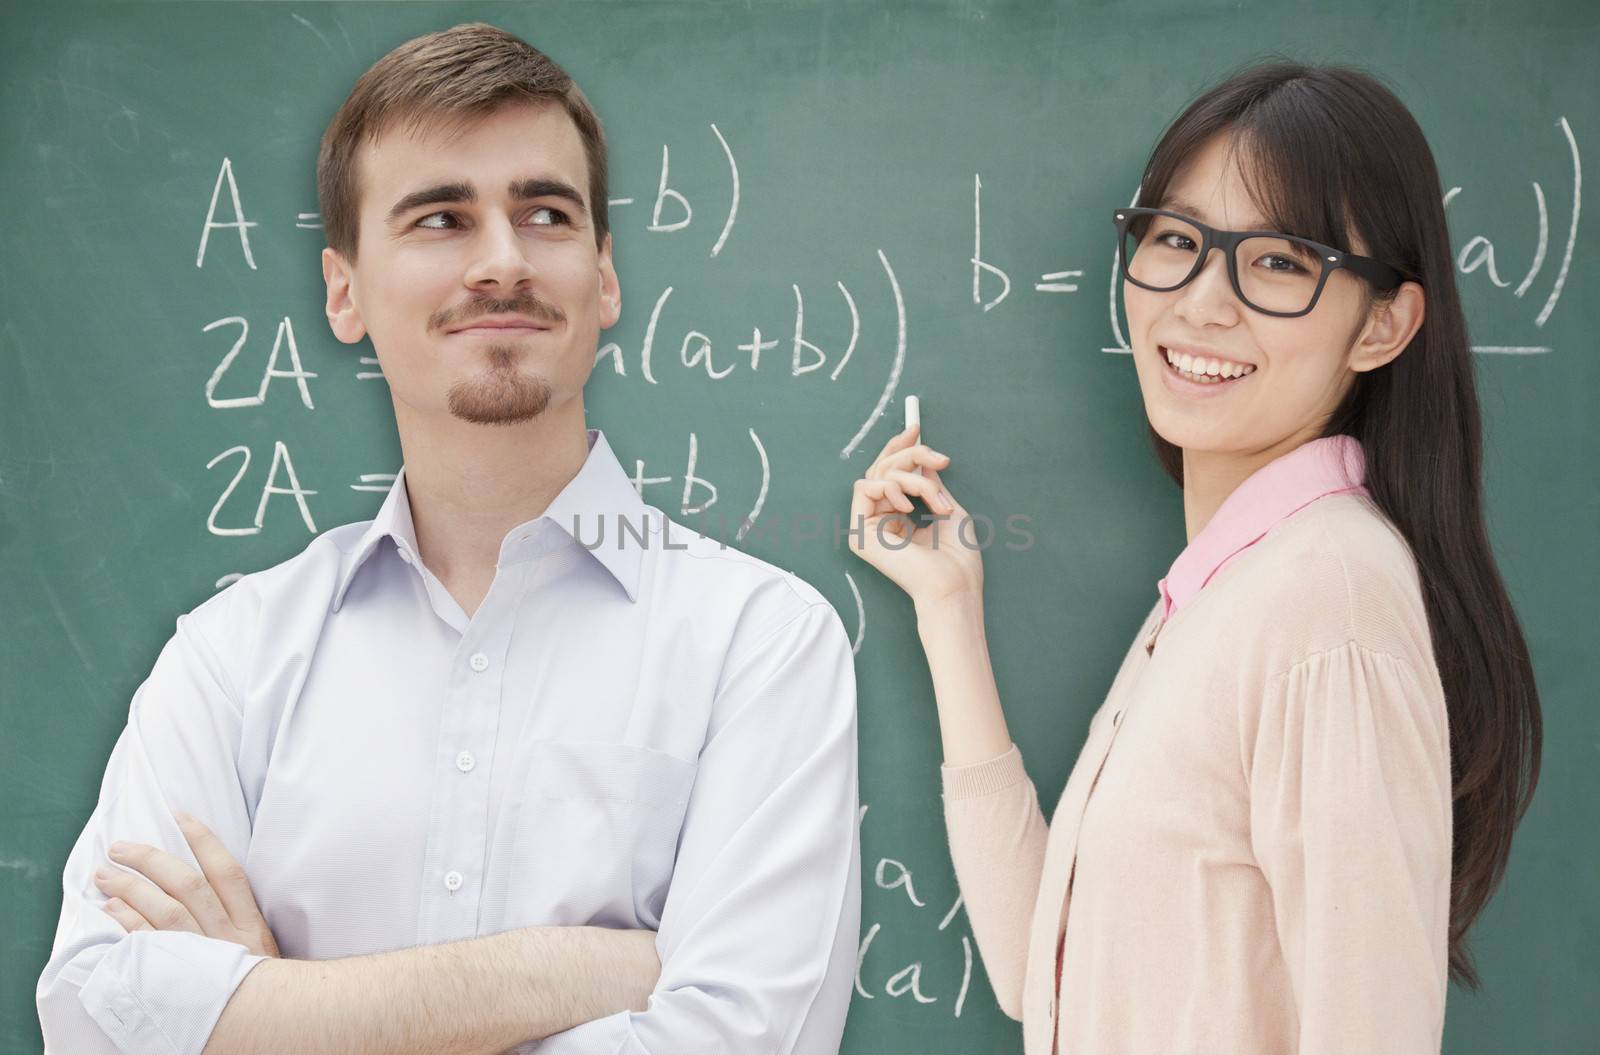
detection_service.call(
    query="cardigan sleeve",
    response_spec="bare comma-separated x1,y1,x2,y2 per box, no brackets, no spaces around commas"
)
1245,640,1451,1055
940,744,1050,1021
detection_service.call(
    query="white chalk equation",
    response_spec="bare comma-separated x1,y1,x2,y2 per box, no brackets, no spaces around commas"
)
200,430,776,541
1443,116,1580,354
854,804,978,1018
202,316,317,409
971,173,1087,312
592,248,910,469
198,313,383,402
591,278,861,383
198,123,741,268
607,124,741,258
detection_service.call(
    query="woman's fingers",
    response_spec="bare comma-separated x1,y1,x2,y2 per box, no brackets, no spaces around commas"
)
871,478,913,514
873,444,950,479
868,442,948,483
867,425,921,477
880,468,953,513
849,479,888,532
851,478,908,524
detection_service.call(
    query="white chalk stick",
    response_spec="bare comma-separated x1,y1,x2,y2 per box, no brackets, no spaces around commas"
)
905,396,925,481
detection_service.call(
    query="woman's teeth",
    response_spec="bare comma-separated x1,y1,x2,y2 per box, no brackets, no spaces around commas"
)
1163,347,1256,384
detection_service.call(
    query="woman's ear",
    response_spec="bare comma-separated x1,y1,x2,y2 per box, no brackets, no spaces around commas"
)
1351,280,1425,373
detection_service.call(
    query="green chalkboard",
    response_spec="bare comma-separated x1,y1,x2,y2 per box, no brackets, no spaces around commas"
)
2,2,1595,1052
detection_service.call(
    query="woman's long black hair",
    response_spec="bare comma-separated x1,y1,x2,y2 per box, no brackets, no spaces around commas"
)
1134,61,1542,990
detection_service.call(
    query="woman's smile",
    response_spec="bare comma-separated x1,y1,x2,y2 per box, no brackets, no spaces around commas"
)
1156,343,1257,397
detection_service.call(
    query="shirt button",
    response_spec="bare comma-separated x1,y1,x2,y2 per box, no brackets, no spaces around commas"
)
456,751,476,773
443,870,463,891
469,652,489,672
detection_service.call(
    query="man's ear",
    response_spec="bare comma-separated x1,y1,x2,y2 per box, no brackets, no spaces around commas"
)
322,246,367,344
597,232,622,330
1351,280,1425,373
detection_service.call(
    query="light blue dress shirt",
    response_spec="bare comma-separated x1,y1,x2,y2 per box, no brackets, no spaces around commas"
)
37,427,862,1054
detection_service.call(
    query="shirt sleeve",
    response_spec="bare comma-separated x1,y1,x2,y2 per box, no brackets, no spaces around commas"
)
36,607,267,1055
938,745,1049,1022
528,601,861,1055
1246,640,1451,1055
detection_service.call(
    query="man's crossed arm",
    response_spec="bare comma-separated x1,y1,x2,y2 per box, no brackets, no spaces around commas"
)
35,610,660,1055
88,813,658,1055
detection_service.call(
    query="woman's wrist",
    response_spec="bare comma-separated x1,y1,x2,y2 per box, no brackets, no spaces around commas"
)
914,586,985,632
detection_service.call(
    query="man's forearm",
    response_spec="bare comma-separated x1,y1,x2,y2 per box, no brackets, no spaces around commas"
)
202,925,657,1055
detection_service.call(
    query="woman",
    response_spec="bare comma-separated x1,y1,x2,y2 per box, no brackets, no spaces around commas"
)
849,62,1541,1053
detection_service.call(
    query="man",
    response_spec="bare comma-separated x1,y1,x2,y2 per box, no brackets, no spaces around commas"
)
37,22,860,1055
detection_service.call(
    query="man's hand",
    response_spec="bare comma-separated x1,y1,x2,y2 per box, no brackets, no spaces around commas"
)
94,810,281,959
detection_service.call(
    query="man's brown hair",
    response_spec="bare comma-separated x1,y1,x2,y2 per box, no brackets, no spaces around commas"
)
316,22,609,262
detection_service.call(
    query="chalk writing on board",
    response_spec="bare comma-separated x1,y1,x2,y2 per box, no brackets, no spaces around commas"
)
203,315,318,409
196,157,257,269
854,804,977,1018
840,251,907,461
972,174,1011,312
623,429,772,528
843,571,866,656
204,431,771,541
604,123,741,258
204,441,319,537
209,122,739,261
973,172,1091,311
592,276,862,383
1444,116,1580,353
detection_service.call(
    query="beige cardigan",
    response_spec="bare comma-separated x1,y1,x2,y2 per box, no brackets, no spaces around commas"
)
942,494,1451,1054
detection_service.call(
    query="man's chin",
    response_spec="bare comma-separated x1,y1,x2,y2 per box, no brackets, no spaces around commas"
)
444,375,553,426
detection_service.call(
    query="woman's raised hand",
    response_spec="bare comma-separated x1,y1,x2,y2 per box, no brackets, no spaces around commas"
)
847,423,983,609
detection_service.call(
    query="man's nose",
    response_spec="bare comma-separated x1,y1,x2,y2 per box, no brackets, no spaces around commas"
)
464,214,536,289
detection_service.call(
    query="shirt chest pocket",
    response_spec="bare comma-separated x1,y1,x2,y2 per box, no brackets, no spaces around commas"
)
506,740,699,931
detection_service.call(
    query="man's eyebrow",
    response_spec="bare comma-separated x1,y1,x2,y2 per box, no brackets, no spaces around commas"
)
385,178,590,229
509,178,589,216
386,182,476,227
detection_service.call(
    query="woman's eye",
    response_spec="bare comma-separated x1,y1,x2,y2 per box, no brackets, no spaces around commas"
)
1155,231,1198,251
1257,254,1307,274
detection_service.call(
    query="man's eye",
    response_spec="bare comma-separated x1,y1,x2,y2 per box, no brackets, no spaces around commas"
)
527,206,571,227
411,208,571,230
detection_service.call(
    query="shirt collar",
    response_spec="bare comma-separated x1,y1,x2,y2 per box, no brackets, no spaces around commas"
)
332,428,649,611
1157,434,1368,620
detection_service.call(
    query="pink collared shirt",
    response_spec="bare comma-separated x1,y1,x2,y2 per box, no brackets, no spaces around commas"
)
1160,434,1369,621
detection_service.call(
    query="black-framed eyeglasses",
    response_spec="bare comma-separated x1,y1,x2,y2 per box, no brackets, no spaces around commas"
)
1112,207,1407,318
